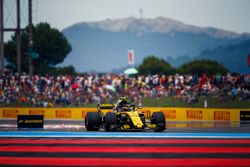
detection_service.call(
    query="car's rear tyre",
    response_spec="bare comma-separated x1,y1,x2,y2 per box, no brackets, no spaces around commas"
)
151,112,166,132
104,112,117,132
85,112,101,131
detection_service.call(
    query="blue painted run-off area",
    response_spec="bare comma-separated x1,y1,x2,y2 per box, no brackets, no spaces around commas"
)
1,131,250,138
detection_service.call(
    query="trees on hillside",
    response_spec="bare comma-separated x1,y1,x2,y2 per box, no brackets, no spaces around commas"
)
178,60,229,75
138,56,229,75
138,55,174,75
4,23,72,74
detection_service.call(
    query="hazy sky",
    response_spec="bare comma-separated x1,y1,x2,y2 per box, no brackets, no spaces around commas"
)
3,0,250,33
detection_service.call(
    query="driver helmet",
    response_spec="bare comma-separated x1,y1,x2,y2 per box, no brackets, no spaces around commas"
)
116,97,129,112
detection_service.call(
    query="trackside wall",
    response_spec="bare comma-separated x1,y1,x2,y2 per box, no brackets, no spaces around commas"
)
0,107,247,122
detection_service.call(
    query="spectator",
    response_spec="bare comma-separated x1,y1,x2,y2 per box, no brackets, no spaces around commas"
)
0,68,249,107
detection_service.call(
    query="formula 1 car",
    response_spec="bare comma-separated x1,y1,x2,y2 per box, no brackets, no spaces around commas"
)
85,97,166,132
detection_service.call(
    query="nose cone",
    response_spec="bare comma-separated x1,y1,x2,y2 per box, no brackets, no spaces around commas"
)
136,122,144,128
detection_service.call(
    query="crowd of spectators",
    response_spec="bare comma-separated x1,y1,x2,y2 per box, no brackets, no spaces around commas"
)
0,68,250,107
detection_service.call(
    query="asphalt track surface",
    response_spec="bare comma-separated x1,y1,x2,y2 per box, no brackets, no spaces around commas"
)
1,119,250,132
1,120,250,166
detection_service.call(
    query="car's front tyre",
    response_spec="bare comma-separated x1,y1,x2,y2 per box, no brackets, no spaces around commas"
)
104,112,117,132
151,112,166,132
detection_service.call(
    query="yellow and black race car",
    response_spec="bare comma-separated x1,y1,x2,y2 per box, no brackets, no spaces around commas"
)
85,97,166,132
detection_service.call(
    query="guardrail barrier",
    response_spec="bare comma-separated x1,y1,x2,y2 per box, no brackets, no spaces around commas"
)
1,107,249,121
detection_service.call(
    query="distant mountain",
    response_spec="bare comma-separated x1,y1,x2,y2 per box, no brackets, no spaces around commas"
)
195,40,250,73
61,17,250,72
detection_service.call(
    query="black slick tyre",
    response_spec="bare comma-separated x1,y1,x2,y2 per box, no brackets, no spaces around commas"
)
85,112,101,131
104,112,117,132
151,112,166,132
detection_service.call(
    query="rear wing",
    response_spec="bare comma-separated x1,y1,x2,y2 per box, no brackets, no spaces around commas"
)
97,103,114,112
